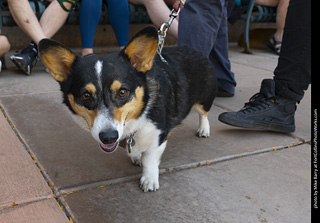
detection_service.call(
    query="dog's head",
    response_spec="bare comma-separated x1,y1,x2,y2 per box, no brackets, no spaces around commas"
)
39,26,159,153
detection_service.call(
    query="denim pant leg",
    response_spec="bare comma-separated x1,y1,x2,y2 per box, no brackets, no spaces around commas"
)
178,0,236,93
209,1,236,94
178,0,218,56
273,0,311,102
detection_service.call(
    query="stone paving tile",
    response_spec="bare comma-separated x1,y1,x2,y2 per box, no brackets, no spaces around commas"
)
0,199,70,223
0,92,301,194
214,62,274,112
0,66,59,98
0,107,69,223
229,44,278,72
61,144,311,223
0,111,52,208
0,46,311,222
0,93,142,190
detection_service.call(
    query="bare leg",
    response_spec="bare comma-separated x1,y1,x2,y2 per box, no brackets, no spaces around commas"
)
8,0,46,44
81,48,93,56
0,36,10,57
256,0,289,42
8,0,71,44
129,0,178,38
273,0,289,41
40,0,71,39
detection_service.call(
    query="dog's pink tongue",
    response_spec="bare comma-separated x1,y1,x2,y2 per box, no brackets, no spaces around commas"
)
99,142,118,153
100,143,114,150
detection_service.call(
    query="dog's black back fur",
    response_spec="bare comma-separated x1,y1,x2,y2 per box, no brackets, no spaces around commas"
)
143,46,217,143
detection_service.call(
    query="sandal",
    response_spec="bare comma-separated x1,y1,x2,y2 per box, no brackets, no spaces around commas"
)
267,35,282,55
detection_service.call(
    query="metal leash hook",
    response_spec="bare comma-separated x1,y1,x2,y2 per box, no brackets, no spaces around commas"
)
157,8,181,62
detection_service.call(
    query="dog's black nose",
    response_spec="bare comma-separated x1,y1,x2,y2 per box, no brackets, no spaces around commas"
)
99,130,119,145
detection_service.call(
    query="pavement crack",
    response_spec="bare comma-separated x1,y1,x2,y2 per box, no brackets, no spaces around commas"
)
55,139,307,199
160,140,307,175
0,104,74,222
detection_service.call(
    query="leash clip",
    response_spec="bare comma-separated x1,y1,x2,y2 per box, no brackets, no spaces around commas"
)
157,33,168,63
157,8,181,62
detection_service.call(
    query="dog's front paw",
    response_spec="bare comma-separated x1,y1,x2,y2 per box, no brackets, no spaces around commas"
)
140,175,159,192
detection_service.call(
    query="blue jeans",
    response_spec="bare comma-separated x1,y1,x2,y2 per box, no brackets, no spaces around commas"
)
178,0,236,94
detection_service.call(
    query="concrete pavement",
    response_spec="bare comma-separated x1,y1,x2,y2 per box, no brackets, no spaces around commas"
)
0,44,311,223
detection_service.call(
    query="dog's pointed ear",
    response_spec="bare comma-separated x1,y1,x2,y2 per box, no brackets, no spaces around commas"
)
123,26,158,73
39,39,77,82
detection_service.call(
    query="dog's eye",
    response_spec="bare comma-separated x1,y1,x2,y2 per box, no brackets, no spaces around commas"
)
82,92,91,100
117,88,128,98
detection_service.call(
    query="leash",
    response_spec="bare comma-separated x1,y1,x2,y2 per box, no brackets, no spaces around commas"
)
156,0,185,59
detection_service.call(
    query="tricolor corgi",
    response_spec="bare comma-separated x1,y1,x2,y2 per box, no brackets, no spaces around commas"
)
39,26,217,192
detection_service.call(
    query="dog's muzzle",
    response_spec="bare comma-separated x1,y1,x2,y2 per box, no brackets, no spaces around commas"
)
99,130,119,153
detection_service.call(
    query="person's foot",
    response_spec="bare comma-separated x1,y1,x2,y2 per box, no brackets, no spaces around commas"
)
218,79,297,133
267,35,282,55
10,42,38,75
217,87,235,97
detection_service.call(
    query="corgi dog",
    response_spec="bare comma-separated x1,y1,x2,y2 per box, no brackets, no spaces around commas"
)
39,26,217,192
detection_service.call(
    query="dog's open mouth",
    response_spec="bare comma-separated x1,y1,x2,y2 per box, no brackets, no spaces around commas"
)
99,141,119,153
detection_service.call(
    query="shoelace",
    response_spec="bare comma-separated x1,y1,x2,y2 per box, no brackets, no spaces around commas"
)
240,93,275,114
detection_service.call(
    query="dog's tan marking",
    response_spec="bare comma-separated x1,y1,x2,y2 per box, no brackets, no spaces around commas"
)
85,83,96,94
114,87,144,122
41,47,76,82
68,94,97,128
194,104,208,117
125,35,158,73
110,80,122,91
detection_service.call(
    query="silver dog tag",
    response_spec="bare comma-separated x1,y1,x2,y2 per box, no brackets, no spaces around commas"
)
126,136,135,154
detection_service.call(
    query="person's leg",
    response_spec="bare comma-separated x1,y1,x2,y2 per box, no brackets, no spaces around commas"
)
178,0,221,58
256,0,289,54
0,36,10,72
274,0,311,102
107,0,129,47
79,0,102,56
218,0,311,132
255,0,279,7
209,0,236,96
0,36,10,57
273,0,289,42
8,0,72,44
129,0,178,38
39,0,72,40
9,0,72,74
8,0,46,44
178,0,235,96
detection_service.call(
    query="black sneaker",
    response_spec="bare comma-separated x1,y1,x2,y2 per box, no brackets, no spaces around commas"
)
218,79,297,133
10,43,38,75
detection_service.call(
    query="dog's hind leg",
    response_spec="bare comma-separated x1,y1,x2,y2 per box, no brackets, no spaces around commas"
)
194,104,210,138
198,114,210,137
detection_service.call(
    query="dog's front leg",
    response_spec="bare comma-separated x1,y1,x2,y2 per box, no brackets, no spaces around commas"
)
140,141,167,192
